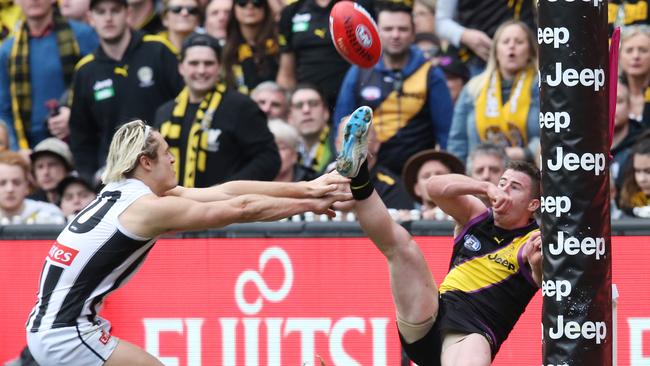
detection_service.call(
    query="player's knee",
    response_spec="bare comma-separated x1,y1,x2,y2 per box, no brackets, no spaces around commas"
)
396,315,435,344
389,239,424,262
442,333,491,366
457,345,491,366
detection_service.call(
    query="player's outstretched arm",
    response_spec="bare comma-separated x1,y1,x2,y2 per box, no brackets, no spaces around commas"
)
122,190,352,237
426,173,500,226
165,171,350,202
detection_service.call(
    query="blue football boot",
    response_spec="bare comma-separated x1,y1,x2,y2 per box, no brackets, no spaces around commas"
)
336,106,372,178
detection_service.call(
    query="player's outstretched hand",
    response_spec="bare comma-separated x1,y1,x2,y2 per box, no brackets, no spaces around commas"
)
310,188,353,217
304,171,351,198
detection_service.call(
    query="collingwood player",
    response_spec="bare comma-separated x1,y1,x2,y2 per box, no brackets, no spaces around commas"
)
26,120,351,366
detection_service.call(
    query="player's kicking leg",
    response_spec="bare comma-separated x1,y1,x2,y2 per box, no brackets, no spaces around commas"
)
104,339,164,366
337,107,439,352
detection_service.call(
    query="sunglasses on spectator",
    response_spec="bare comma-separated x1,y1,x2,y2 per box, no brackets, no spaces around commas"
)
168,5,200,15
235,0,263,7
291,99,322,109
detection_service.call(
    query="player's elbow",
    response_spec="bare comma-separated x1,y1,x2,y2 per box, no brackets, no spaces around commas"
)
425,175,449,199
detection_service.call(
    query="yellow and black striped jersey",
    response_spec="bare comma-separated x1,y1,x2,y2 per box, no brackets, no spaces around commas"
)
437,209,539,354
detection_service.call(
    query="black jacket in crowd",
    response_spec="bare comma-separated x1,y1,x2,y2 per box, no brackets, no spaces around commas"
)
69,30,184,181
154,89,281,187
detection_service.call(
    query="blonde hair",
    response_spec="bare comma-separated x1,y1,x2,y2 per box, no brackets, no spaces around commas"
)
102,120,160,184
268,119,302,151
621,24,650,46
466,20,538,98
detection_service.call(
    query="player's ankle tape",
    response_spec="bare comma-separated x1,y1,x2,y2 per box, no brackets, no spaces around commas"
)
351,161,372,200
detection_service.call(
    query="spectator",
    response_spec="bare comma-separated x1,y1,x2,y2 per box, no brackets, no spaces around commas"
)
70,0,183,182
435,0,536,76
0,120,8,151
619,25,650,126
251,80,289,119
619,136,650,217
0,0,98,150
288,83,335,175
402,148,464,220
56,175,96,221
612,78,645,185
0,150,65,225
127,0,165,34
59,0,91,21
467,142,507,185
29,137,74,204
222,0,279,93
276,0,373,109
268,118,317,182
155,32,280,186
466,142,507,206
159,0,202,52
437,47,469,103
448,20,539,164
413,0,435,34
204,0,231,45
334,4,454,177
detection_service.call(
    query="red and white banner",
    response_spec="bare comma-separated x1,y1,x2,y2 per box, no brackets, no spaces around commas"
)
1,236,649,365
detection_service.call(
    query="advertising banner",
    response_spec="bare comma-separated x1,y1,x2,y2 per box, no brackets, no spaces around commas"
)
538,0,612,364
1,237,649,365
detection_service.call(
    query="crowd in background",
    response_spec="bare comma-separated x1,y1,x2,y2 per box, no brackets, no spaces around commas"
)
0,0,650,227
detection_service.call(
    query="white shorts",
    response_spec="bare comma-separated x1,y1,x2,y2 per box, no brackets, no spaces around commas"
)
27,317,119,366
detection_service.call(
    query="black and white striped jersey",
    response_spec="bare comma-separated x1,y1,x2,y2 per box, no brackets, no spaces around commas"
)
27,179,158,332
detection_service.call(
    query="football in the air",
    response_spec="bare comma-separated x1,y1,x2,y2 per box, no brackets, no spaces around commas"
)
329,1,381,68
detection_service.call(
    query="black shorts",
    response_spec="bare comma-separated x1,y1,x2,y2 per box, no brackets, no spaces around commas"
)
398,296,498,365
398,318,443,366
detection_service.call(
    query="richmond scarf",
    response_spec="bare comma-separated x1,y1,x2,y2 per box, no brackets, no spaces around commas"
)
475,66,535,147
161,84,225,188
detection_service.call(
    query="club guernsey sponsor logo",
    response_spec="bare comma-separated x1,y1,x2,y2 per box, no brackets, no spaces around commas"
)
47,242,79,267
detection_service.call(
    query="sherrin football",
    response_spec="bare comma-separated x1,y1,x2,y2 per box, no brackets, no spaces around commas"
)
329,1,382,68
